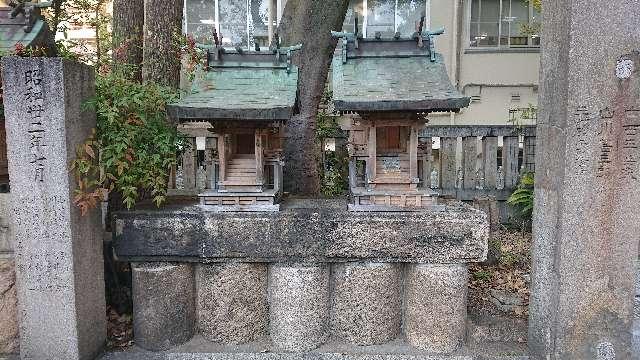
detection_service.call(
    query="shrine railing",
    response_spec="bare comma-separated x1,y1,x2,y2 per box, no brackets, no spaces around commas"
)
418,125,536,201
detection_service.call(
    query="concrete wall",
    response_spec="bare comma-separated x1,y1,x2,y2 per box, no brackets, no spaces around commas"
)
429,0,540,126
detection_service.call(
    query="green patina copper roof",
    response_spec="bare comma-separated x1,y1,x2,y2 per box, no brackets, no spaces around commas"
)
332,37,470,113
167,50,299,122
0,6,49,54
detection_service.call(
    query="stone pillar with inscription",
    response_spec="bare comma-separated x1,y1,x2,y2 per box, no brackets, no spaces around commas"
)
1,57,106,359
529,1,640,359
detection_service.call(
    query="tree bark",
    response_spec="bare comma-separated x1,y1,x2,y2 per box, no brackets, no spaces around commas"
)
142,0,183,88
112,0,144,81
278,0,349,196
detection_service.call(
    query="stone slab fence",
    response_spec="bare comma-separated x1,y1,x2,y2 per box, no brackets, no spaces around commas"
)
113,200,488,353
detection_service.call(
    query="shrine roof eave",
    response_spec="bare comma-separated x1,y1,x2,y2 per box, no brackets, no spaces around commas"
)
0,8,52,54
333,97,470,113
331,52,470,114
166,104,294,122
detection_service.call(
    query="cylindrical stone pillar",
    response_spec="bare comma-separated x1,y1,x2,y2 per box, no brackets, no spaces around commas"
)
268,264,329,351
331,262,402,345
404,264,468,353
132,262,196,351
197,263,268,344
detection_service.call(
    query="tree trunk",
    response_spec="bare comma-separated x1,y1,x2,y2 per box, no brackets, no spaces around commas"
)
142,0,183,88
278,0,349,196
112,0,144,81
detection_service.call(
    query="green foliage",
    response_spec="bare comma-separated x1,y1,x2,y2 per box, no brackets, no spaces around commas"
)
321,151,349,197
472,270,493,282
315,90,349,197
43,0,112,64
71,70,183,213
507,172,534,220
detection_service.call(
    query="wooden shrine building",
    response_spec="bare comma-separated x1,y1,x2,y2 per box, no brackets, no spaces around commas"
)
167,43,300,211
332,29,470,211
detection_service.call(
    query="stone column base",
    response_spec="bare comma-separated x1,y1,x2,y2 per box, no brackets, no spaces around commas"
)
404,264,468,353
132,262,196,351
197,263,268,344
268,264,329,351
331,262,402,345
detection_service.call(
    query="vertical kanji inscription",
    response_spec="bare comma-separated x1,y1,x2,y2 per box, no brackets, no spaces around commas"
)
23,69,46,182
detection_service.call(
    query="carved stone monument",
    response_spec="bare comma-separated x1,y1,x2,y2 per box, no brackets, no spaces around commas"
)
1,57,106,359
529,0,640,358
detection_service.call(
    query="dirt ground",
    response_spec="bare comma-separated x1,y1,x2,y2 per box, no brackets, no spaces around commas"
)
468,226,532,318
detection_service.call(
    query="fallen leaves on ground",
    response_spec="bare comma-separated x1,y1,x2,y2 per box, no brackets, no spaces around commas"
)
468,227,532,318
106,306,134,350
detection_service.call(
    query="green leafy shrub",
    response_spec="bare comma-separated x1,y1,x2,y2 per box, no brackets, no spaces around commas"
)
507,172,534,220
71,70,183,213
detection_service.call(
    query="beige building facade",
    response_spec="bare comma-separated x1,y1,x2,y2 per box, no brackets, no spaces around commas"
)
429,0,540,125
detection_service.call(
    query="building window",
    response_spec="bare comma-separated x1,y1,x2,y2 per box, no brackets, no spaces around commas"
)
184,0,286,49
342,0,428,38
469,0,540,48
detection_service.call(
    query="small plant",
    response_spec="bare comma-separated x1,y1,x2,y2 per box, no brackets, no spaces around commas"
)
315,89,348,196
72,70,184,214
507,172,534,220
472,270,493,282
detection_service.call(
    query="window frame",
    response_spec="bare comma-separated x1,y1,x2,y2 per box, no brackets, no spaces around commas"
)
466,0,540,50
183,0,284,49
346,0,430,38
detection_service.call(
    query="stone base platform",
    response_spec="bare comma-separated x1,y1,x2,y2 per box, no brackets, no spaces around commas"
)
114,199,490,355
98,335,529,360
113,198,488,263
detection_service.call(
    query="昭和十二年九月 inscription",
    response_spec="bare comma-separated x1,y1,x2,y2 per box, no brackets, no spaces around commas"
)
24,69,47,183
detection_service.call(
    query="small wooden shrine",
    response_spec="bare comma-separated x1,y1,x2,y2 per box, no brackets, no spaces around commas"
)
167,40,301,211
332,27,470,211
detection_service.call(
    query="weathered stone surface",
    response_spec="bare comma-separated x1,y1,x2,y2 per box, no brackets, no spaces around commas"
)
1,57,106,360
132,262,196,350
0,259,18,354
114,200,488,264
0,194,13,254
197,263,268,344
404,264,468,353
99,351,476,360
330,262,402,345
489,290,525,314
529,0,640,358
269,264,329,351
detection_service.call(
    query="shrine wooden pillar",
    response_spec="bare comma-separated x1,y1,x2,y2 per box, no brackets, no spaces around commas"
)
218,133,227,183
255,129,264,187
409,125,418,189
367,124,377,185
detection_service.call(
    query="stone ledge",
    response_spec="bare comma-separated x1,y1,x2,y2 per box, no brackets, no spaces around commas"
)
113,199,488,264
98,336,529,360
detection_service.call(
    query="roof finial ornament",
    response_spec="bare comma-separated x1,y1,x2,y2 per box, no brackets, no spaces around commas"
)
8,0,49,33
